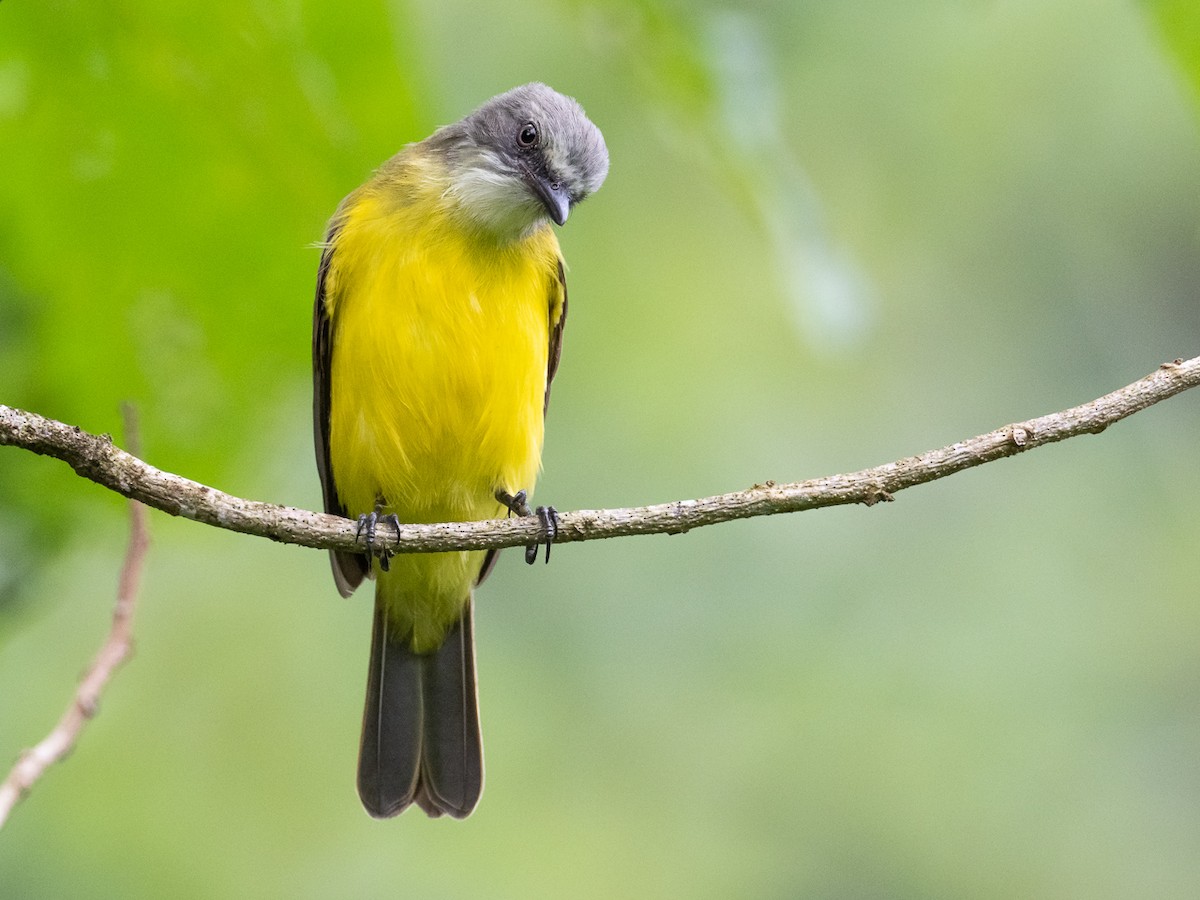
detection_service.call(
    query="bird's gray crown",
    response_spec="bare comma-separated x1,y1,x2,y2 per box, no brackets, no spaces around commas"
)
429,83,608,235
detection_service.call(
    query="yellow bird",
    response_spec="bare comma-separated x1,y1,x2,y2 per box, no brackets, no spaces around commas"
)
312,84,608,818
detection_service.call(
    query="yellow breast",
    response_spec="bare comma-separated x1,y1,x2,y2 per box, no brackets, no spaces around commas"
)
324,161,563,648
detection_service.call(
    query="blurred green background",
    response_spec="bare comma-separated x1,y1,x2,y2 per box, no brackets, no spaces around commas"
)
3,1,1200,896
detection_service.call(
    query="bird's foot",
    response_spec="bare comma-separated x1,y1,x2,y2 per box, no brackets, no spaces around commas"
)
355,508,401,572
495,488,531,518
495,488,558,565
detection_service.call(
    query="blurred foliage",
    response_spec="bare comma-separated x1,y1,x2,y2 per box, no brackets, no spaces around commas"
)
1147,0,1200,103
3,0,1200,897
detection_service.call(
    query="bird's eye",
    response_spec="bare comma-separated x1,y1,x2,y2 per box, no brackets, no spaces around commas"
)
517,122,538,148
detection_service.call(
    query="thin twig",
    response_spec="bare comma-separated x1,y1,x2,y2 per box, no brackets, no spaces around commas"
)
0,357,1197,558
0,405,150,830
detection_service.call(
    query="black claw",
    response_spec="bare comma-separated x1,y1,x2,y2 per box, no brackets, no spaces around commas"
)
355,510,401,568
496,488,532,518
379,514,401,570
538,506,558,564
383,513,401,539
524,505,559,565
356,511,378,547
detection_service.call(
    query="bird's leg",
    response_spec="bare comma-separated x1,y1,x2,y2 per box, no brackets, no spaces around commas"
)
355,499,401,571
495,488,558,565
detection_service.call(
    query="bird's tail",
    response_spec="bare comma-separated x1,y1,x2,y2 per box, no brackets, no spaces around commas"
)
357,595,483,819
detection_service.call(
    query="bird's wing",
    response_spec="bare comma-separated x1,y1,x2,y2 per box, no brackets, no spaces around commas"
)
313,224,370,597
544,256,568,415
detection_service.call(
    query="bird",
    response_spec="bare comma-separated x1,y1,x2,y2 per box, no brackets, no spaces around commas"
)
312,83,608,818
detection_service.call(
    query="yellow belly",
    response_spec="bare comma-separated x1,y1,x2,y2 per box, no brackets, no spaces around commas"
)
326,190,562,650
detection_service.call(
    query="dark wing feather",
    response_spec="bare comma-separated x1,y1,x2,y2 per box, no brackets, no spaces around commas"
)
313,224,370,596
544,256,568,414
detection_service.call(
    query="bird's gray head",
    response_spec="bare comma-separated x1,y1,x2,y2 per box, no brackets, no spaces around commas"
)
429,83,609,237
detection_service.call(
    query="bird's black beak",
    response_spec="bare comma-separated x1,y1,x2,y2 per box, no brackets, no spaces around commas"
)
525,171,570,226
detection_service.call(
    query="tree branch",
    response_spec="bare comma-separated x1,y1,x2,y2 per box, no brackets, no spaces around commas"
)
0,406,150,830
0,357,1198,556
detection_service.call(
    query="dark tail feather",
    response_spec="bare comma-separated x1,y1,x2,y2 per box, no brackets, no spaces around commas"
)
357,599,422,818
413,600,484,818
357,597,483,819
